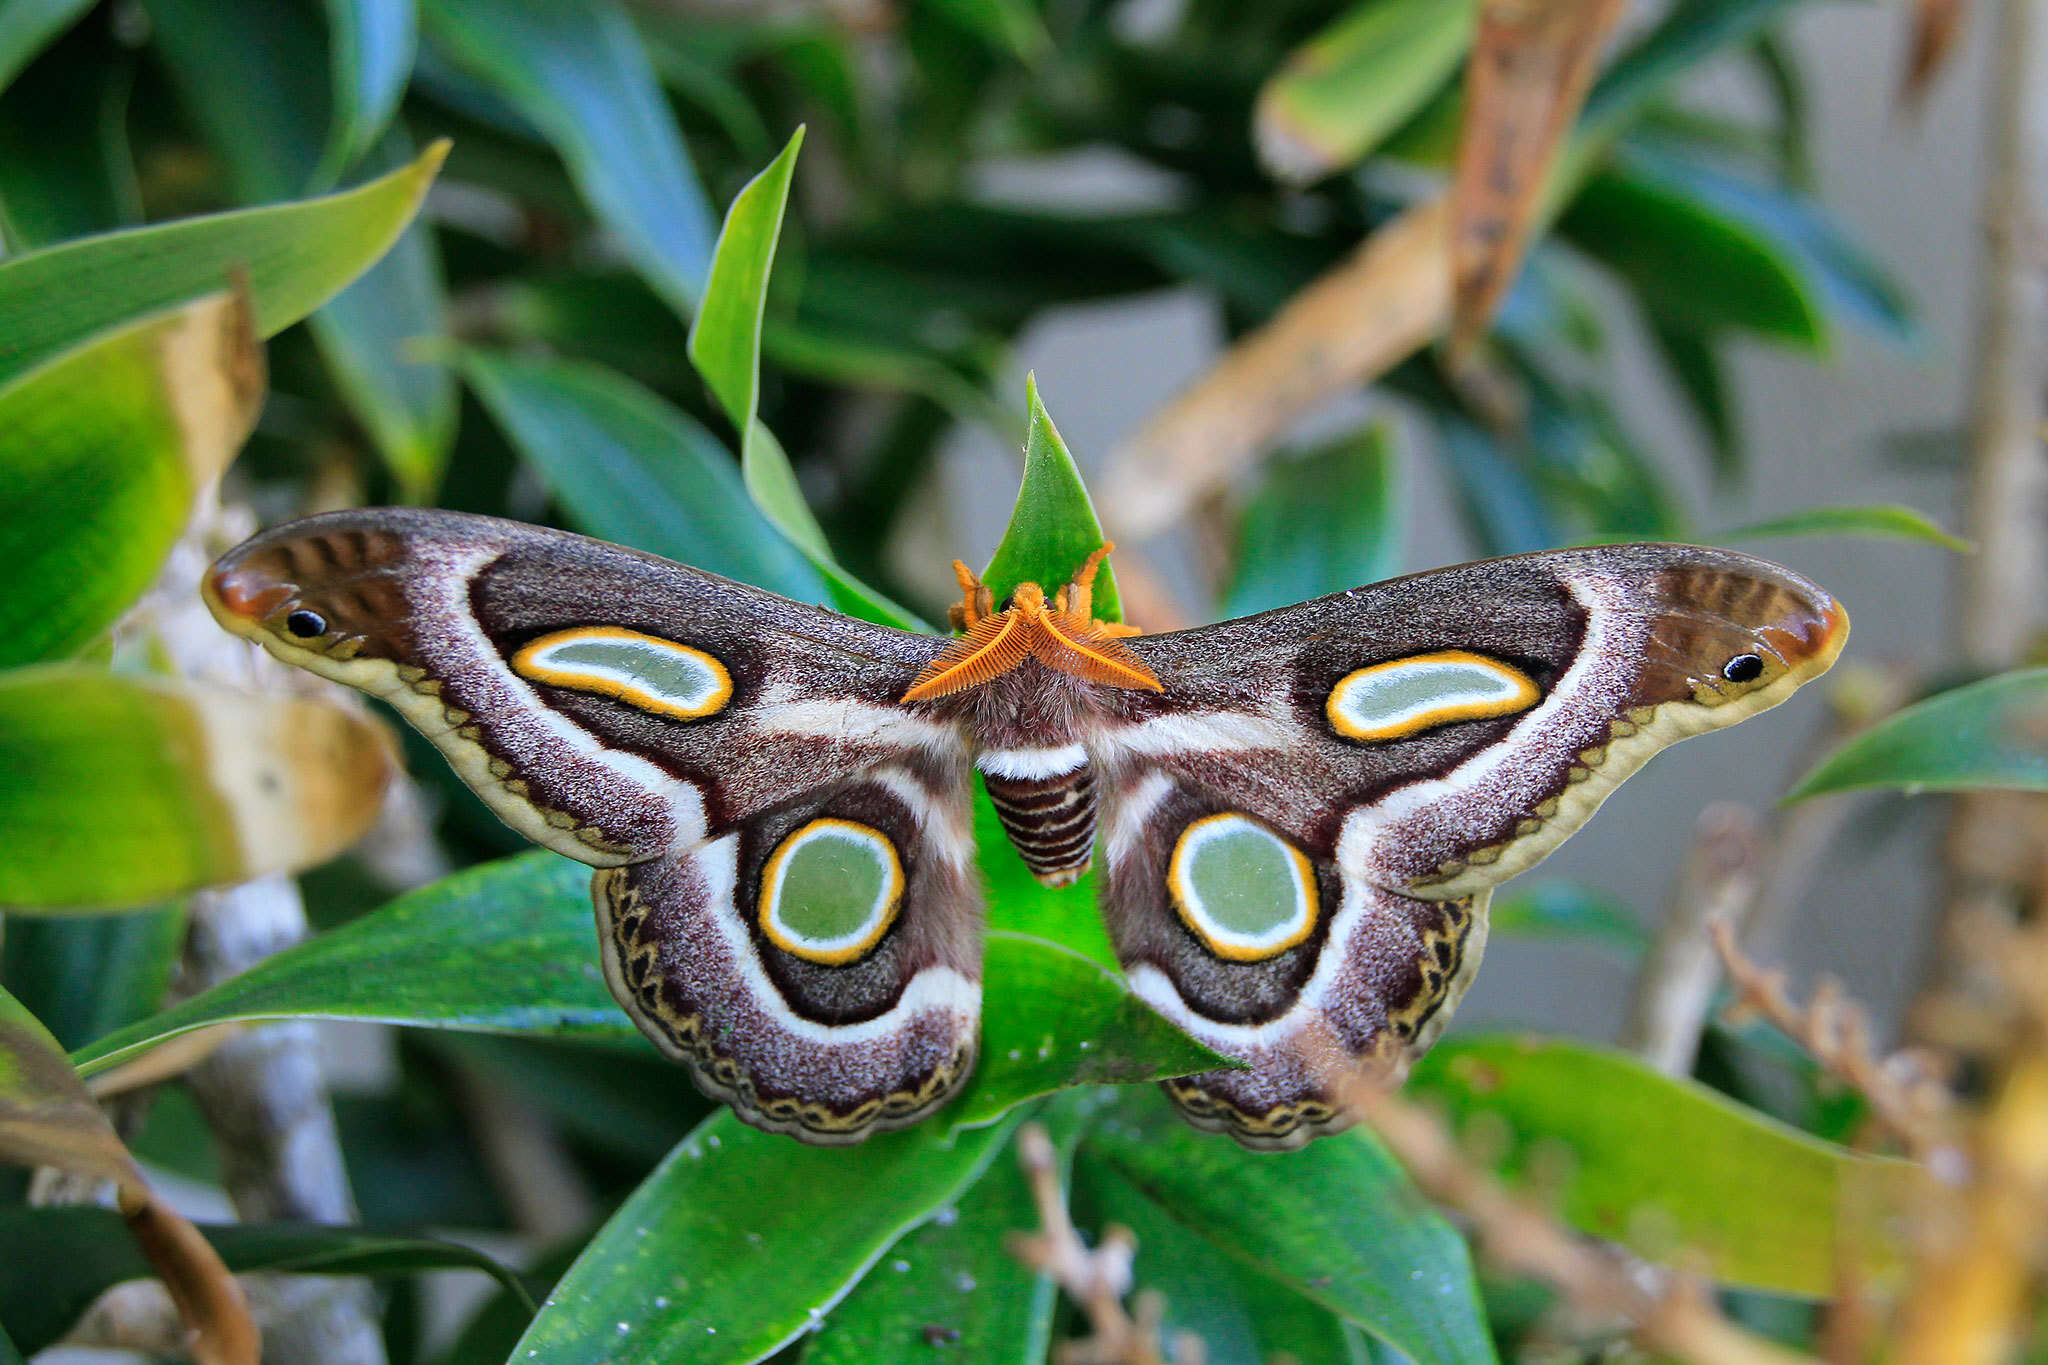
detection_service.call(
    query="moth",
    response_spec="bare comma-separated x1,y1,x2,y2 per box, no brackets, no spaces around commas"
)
206,509,1846,1148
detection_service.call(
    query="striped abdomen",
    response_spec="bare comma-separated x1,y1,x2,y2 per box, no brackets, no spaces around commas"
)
978,746,1097,888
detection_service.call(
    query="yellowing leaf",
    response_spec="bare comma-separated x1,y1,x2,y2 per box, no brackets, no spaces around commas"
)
0,667,395,911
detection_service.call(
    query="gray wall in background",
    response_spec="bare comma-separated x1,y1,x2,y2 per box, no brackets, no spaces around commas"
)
929,2,1988,1045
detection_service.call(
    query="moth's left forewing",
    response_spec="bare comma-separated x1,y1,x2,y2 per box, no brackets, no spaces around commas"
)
1089,543,1845,1148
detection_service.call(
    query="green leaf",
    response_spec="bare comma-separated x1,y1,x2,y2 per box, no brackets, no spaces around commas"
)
1561,163,1822,348
1489,882,1648,951
689,128,812,546
458,347,826,600
317,0,418,186
1,907,185,1051
73,851,1221,1129
0,138,445,390
69,852,619,1077
0,1206,531,1356
421,0,715,316
510,1110,1014,1364
1087,1090,1496,1365
919,0,1050,63
980,374,1124,623
1254,0,1476,184
0,289,260,667
811,1093,1098,1364
146,0,455,498
1225,425,1402,618
0,29,140,250
0,0,94,93
1645,318,1739,483
1078,1153,1362,1365
687,127,928,630
1714,504,1970,553
0,667,393,911
948,935,1227,1132
1410,1036,1920,1294
1618,142,1915,348
1786,668,2048,801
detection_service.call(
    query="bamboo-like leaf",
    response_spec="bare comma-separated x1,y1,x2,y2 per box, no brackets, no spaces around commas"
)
510,1111,1016,1364
317,0,417,185
0,27,141,250
1255,0,1477,184
458,347,825,600
1225,425,1402,618
1411,1035,1921,1293
70,850,1223,1125
421,0,715,315
145,0,455,498
0,0,94,93
1449,0,1630,356
0,667,394,911
980,374,1125,624
1086,1089,1496,1365
1715,504,1970,552
0,290,261,667
687,127,927,630
0,139,445,389
1787,668,2048,801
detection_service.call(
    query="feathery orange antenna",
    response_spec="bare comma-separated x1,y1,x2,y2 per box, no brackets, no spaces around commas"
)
902,546,1161,701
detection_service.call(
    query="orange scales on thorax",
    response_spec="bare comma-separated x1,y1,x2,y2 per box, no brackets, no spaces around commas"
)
901,545,1161,887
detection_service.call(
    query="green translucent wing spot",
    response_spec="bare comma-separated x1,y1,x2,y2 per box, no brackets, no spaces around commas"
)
511,627,733,720
1167,813,1317,962
759,818,905,965
1326,649,1539,742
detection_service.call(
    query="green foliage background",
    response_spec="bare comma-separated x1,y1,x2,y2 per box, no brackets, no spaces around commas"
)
0,1,2041,1362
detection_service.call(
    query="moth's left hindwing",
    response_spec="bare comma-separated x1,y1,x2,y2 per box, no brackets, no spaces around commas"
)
1095,544,1848,1148
205,509,980,1140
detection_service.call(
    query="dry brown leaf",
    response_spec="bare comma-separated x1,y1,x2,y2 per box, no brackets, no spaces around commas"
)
1448,0,1629,361
0,986,258,1365
1901,0,1969,110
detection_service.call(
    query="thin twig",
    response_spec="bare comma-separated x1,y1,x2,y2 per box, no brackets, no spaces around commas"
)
1710,922,1956,1164
1335,1056,1818,1365
1005,1123,1201,1365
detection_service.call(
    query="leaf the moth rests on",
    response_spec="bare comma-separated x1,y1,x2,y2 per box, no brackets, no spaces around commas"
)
0,667,393,911
980,373,1124,624
1085,1089,1495,1365
810,1094,1098,1364
0,289,262,667
72,850,1220,1129
1787,667,2048,801
509,1110,1016,1365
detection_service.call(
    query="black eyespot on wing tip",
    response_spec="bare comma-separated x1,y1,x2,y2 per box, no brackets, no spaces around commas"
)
1722,653,1765,683
285,609,328,639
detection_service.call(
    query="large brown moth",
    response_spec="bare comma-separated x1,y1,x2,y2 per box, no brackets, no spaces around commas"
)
205,509,1846,1148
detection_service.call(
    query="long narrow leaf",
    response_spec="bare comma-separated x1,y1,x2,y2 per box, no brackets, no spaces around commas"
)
1787,668,2048,801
